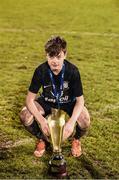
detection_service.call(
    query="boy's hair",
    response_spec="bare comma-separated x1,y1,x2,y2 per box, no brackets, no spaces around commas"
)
45,36,67,57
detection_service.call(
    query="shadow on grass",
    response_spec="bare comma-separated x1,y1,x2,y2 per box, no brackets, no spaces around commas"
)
79,154,105,179
0,144,52,179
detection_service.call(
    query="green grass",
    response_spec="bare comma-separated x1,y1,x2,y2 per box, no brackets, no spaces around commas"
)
0,0,119,179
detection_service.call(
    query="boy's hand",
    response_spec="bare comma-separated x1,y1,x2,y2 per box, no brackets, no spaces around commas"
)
63,118,75,141
40,119,50,137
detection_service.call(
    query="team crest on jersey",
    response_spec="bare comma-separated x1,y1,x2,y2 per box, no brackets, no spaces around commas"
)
63,81,69,89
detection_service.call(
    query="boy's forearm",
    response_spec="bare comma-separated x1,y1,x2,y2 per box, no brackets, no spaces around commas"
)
71,96,84,123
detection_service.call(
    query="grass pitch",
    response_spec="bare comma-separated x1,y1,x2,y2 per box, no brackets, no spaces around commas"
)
0,0,119,179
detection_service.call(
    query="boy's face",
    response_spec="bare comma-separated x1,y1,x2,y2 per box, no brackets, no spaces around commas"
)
47,51,66,74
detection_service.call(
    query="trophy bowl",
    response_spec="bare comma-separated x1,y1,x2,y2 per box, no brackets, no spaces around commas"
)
47,108,69,178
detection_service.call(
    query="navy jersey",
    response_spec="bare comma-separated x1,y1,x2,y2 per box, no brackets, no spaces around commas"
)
29,60,83,105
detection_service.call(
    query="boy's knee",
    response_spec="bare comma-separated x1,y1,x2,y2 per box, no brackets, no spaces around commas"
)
19,107,33,126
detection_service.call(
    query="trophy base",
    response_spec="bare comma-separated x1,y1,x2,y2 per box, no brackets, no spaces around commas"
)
48,153,68,179
48,164,68,178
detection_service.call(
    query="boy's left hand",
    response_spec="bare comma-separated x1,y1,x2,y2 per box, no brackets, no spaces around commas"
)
63,118,75,141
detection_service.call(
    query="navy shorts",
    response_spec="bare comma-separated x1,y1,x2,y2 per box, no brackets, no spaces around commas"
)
35,96,76,117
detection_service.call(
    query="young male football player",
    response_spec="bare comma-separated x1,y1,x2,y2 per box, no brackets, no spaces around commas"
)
20,36,90,157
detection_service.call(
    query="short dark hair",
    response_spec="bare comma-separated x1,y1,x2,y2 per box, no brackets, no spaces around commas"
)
45,36,67,57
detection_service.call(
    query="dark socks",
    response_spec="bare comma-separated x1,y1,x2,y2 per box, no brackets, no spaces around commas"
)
74,124,87,140
24,119,47,142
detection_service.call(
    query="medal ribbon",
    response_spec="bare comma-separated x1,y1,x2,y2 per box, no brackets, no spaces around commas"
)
48,64,65,108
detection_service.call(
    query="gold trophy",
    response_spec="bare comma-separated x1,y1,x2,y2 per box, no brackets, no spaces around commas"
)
47,108,68,178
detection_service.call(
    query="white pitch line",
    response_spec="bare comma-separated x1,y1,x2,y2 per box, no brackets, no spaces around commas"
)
0,28,119,37
54,31,119,37
0,138,34,149
0,28,37,33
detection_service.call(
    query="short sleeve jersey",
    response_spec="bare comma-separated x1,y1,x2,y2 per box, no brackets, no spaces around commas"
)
29,59,83,104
